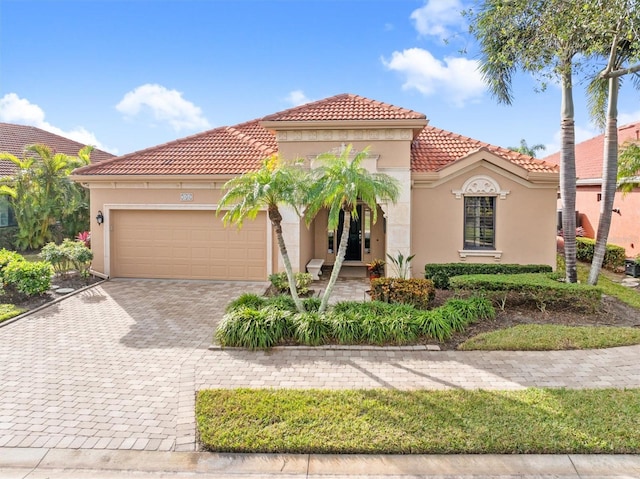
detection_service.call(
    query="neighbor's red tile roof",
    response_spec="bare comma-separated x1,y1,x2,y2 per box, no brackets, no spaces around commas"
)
74,94,558,176
0,122,115,176
262,93,427,122
411,126,559,173
543,122,640,179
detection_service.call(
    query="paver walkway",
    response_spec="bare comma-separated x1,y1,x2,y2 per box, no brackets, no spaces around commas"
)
1,277,640,455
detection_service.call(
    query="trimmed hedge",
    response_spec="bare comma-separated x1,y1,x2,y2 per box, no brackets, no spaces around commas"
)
450,273,602,313
424,263,553,289
576,237,625,270
369,278,435,309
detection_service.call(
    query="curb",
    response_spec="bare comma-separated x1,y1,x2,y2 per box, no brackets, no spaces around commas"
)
0,279,107,329
209,344,442,351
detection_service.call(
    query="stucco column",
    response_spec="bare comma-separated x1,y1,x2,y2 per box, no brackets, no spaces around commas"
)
379,169,412,277
279,205,301,273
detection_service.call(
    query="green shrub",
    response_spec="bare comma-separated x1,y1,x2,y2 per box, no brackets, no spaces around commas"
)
575,237,626,270
268,271,313,295
225,293,267,312
2,260,53,296
450,273,602,313
425,263,553,289
292,312,332,346
369,278,435,309
0,248,24,272
39,240,93,278
330,312,365,344
215,306,292,349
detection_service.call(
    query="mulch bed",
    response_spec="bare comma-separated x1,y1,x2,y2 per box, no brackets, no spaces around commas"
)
430,289,640,350
1,274,103,313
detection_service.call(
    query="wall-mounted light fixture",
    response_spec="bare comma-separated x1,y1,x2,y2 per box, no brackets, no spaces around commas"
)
96,210,104,225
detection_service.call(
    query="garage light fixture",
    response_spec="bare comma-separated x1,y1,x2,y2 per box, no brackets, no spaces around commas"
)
96,210,104,225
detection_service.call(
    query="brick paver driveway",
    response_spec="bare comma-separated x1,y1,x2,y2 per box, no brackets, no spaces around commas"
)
0,279,266,452
2,278,640,453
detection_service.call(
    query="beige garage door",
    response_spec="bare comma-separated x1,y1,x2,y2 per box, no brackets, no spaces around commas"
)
110,210,267,280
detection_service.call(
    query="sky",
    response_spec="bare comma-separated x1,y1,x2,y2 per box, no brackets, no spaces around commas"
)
1,0,639,158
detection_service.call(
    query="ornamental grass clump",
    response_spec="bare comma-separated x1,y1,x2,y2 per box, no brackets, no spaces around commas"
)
291,311,332,346
329,312,365,344
225,293,267,313
215,306,292,349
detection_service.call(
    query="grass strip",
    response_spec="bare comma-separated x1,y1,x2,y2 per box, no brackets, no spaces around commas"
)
196,388,640,454
577,262,640,309
0,303,25,323
459,324,640,350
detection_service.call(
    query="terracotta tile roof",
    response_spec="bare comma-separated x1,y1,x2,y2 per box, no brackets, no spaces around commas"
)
74,120,277,176
0,122,115,176
262,93,427,122
411,126,559,174
74,94,557,177
543,122,640,179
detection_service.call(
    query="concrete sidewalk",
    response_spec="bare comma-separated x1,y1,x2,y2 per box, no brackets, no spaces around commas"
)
3,448,640,478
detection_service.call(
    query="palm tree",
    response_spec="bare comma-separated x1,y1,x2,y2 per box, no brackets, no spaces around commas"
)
306,144,400,313
218,155,308,313
470,0,597,283
508,139,546,158
0,144,94,249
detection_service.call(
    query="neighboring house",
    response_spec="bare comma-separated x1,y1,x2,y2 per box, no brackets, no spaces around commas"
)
0,122,115,227
544,122,640,257
71,94,559,281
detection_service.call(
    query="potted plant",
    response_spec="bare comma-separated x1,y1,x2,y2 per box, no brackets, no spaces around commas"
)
366,259,385,279
625,255,640,278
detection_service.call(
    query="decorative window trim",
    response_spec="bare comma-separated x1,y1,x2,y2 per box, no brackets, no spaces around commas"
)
452,175,510,199
458,250,503,261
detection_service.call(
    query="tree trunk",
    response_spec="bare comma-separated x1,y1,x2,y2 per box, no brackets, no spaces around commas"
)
560,64,578,283
319,209,351,313
588,76,619,285
269,206,305,313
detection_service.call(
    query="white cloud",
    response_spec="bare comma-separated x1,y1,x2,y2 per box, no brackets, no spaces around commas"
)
116,84,210,132
285,90,313,107
618,110,640,126
382,48,485,107
410,0,465,39
0,93,116,153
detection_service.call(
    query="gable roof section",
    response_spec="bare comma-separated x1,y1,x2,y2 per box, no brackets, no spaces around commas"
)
74,120,277,176
412,126,558,174
262,93,427,122
73,94,558,177
0,122,115,176
543,122,640,180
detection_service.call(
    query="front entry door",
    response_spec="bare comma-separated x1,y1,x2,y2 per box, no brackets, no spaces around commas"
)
336,205,362,261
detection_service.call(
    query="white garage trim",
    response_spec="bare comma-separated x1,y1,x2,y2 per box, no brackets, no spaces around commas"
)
101,203,272,279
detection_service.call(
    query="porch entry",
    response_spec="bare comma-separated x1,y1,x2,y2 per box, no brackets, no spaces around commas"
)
328,204,379,262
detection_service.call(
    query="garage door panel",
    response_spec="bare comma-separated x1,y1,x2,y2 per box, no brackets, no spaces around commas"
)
111,210,267,280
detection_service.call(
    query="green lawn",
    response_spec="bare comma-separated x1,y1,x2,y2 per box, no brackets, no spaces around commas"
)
459,324,640,351
196,388,640,454
0,303,25,323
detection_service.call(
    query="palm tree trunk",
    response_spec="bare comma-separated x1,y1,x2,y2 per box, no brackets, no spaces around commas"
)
560,64,578,283
319,209,351,313
588,76,619,285
269,206,305,313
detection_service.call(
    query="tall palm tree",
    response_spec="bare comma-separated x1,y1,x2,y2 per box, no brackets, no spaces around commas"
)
218,155,308,313
306,145,400,313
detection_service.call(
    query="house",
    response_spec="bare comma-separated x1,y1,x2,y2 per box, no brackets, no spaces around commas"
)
544,122,640,257
71,94,559,281
0,122,115,227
